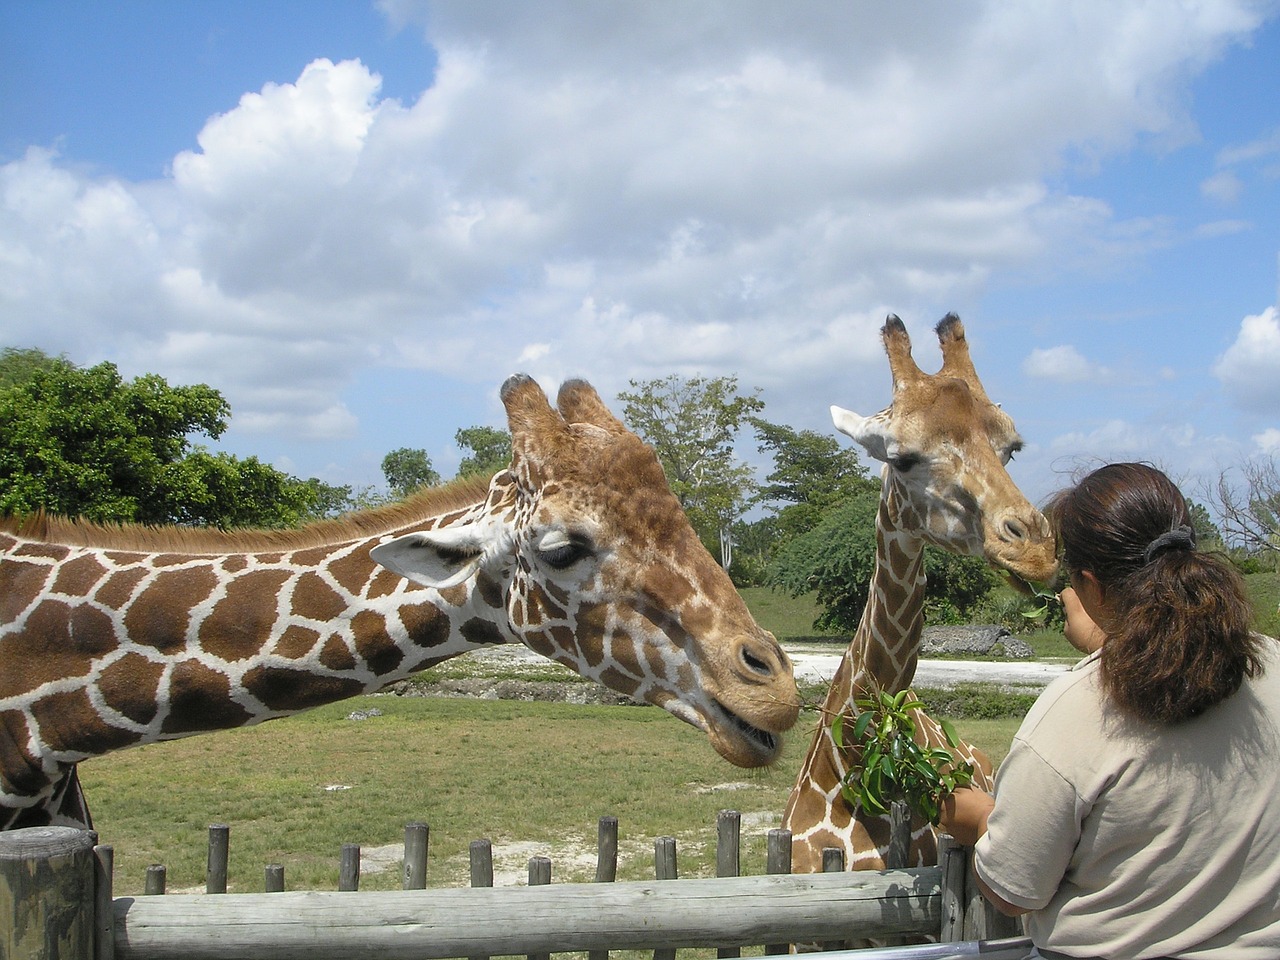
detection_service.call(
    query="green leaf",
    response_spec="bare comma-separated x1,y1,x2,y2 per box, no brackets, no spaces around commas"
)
851,710,874,743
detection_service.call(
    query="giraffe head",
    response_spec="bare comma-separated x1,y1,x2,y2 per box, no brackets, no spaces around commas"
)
371,375,799,767
831,314,1057,585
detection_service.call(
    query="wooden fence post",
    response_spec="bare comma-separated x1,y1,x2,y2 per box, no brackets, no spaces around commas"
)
527,856,552,960
265,864,285,893
469,839,494,960
206,823,229,894
403,822,429,890
886,800,911,869
595,815,618,883
764,828,792,956
589,816,618,960
937,833,967,942
143,864,166,895
653,837,678,960
339,843,361,892
93,843,114,960
0,826,98,960
715,810,741,960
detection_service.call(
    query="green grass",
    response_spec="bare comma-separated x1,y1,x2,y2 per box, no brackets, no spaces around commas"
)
737,586,840,639
82,694,1017,897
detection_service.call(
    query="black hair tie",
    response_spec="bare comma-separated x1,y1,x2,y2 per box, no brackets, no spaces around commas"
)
1142,525,1196,565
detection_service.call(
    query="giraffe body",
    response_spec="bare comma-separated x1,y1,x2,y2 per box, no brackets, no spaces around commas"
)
0,376,799,830
782,315,1057,874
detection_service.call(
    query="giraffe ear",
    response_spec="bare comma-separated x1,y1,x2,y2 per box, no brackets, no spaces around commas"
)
371,526,492,589
831,405,890,463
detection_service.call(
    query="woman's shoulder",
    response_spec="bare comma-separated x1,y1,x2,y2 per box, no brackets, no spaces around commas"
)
1015,651,1105,739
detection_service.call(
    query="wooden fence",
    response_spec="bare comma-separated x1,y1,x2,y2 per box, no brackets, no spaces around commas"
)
1,810,1027,960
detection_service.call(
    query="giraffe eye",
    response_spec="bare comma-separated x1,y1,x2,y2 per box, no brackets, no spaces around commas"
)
889,453,923,472
535,531,594,570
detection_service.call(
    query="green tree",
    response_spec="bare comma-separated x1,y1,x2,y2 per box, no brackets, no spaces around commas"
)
455,426,512,479
0,354,327,528
381,447,440,499
618,375,764,568
768,490,997,632
0,347,73,389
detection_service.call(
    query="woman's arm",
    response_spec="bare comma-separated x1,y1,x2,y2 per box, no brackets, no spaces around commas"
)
938,787,1031,918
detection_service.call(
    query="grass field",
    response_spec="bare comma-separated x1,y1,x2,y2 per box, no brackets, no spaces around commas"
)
82,695,1020,896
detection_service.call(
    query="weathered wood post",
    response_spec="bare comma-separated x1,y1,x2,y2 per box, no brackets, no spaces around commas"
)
938,833,967,942
886,800,911,870
820,847,847,951
764,828,792,956
527,856,552,960
206,823,229,894
403,822,429,890
469,839,494,960
143,864,166,895
715,810,741,960
0,826,98,960
338,843,361,891
653,837,678,960
589,816,618,960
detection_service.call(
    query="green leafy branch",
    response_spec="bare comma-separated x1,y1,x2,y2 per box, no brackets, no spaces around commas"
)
833,688,975,825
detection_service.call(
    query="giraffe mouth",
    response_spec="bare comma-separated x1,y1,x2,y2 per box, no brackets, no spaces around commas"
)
712,699,781,764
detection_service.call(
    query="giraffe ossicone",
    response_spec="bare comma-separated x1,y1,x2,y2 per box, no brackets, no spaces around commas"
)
783,314,1058,877
0,374,799,831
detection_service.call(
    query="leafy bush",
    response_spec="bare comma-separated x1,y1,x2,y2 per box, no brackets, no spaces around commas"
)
767,491,1000,632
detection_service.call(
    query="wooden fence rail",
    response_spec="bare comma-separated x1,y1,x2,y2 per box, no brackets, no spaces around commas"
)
1,813,1021,960
111,870,942,960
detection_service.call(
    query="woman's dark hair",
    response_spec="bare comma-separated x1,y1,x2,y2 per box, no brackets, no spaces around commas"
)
1045,462,1261,724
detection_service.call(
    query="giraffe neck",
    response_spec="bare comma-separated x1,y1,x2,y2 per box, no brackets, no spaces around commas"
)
826,483,927,715
0,484,513,818
781,480,931,870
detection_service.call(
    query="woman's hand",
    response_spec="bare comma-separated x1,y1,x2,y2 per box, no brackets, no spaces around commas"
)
938,785,995,847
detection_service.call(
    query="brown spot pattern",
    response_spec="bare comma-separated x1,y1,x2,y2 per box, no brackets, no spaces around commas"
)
399,603,450,649
97,653,164,725
274,625,321,660
292,572,347,622
52,554,109,596
242,666,364,713
198,569,292,662
32,688,141,754
327,549,374,597
319,635,356,671
93,568,147,610
126,568,219,653
163,660,252,733
1,562,50,622
352,611,404,676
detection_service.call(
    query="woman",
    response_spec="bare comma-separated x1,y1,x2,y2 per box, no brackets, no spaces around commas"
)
941,462,1280,959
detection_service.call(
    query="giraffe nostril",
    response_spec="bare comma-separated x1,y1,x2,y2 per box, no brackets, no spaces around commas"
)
740,644,775,678
1001,516,1030,543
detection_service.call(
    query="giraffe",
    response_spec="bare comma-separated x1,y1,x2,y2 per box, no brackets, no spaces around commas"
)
0,375,799,831
782,314,1057,875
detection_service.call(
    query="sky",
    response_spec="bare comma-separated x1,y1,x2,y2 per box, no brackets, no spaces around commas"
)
2,1,1279,517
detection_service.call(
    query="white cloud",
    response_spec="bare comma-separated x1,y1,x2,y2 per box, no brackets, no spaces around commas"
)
1,1,1270,450
1255,428,1280,453
1022,345,1106,383
1212,306,1280,412
1200,169,1244,203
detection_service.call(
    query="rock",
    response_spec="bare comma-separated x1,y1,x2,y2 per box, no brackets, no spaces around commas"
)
921,625,1033,660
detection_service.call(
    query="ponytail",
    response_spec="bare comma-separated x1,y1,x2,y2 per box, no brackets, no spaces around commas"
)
1047,463,1262,725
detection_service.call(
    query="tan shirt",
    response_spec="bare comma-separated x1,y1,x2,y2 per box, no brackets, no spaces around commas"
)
975,640,1280,959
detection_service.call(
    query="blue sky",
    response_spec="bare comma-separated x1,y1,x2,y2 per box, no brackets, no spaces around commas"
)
2,1,1279,515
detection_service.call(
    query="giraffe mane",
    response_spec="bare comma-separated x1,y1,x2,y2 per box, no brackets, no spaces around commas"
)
0,474,497,553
